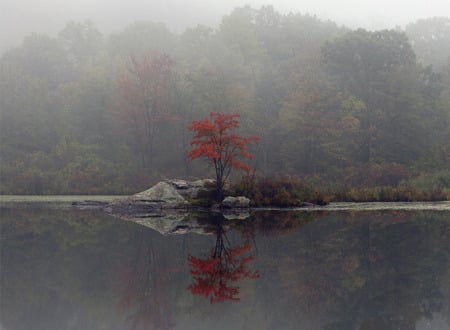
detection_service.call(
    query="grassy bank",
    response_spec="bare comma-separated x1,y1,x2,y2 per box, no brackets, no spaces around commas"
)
331,186,449,202
231,176,449,206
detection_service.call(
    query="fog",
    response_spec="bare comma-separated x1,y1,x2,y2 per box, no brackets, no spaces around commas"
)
2,0,450,53
1,0,449,195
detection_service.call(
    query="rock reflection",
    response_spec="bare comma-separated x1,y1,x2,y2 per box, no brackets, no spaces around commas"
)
187,214,259,303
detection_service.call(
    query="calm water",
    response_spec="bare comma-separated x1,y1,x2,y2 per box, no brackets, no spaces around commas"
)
0,208,449,330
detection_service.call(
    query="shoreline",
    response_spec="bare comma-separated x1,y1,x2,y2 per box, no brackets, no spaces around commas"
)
1,196,449,212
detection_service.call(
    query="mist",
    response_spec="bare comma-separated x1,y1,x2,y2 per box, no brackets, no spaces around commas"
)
2,0,450,54
1,3,449,329
0,0,449,196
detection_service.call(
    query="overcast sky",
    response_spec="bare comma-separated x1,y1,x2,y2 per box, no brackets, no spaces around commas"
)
1,0,450,54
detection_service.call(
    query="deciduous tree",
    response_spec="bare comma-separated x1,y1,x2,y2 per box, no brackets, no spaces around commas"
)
188,112,259,200
117,51,176,170
322,29,419,164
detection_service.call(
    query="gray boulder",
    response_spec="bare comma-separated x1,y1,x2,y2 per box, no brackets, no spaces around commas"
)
105,179,217,214
221,196,250,208
134,181,189,208
165,179,216,199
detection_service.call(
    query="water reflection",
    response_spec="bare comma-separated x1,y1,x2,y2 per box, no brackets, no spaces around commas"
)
187,214,258,303
251,212,450,330
118,227,174,329
0,208,449,329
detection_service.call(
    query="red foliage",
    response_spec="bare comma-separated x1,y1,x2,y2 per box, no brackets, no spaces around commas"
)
188,112,259,198
115,51,178,169
188,239,259,303
117,51,175,121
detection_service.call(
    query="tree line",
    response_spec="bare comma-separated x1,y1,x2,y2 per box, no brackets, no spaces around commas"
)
0,6,449,195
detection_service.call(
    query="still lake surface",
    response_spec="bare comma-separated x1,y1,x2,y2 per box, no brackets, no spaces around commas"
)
1,205,449,330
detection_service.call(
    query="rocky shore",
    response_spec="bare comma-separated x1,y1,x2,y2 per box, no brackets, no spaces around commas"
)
104,179,250,216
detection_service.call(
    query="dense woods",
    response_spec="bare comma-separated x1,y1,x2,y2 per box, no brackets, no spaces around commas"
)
0,6,449,196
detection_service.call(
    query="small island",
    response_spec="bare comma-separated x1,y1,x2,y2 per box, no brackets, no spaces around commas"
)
104,177,322,214
106,112,329,217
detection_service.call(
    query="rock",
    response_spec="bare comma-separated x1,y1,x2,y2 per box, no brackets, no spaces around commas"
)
134,181,188,208
105,179,217,215
221,196,250,208
105,179,255,217
165,179,216,199
105,181,254,233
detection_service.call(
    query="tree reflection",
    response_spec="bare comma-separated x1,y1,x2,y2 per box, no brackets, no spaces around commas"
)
188,216,259,303
261,211,450,329
118,227,175,330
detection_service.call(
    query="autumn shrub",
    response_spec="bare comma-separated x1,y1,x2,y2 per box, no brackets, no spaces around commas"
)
231,176,329,207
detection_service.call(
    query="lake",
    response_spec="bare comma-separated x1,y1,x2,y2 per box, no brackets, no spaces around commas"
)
1,205,449,330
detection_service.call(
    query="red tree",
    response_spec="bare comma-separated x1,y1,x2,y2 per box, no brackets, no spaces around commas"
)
188,112,259,200
188,223,259,303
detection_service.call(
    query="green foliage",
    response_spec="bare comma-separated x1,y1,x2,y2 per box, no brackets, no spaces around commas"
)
403,169,450,193
0,138,144,194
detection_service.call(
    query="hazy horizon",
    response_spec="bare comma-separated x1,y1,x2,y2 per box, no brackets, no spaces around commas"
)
1,0,450,54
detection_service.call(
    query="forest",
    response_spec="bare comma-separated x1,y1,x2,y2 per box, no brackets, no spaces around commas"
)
0,6,449,197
